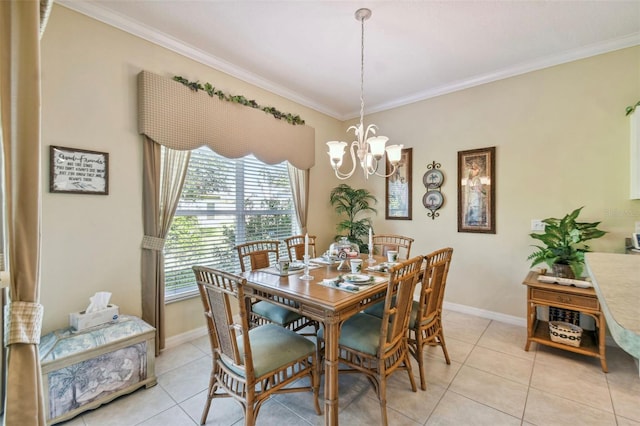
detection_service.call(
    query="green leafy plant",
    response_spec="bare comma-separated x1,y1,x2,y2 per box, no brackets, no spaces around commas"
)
527,206,606,278
173,76,305,125
625,100,640,116
329,184,377,253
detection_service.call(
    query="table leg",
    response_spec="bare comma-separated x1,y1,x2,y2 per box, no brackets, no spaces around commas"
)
323,321,339,426
524,301,533,351
598,314,608,373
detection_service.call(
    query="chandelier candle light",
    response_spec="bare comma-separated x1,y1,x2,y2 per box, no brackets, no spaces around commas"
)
326,8,403,180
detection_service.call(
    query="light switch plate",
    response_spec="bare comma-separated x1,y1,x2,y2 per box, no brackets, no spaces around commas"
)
531,219,545,232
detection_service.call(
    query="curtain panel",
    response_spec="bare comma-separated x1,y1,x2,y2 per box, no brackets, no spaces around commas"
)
141,139,190,355
287,164,310,233
0,0,53,424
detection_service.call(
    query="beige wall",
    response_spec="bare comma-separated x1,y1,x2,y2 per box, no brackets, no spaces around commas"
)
339,46,640,317
40,5,640,338
40,5,342,336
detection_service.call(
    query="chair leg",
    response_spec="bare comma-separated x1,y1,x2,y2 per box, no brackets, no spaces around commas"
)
438,323,451,365
404,351,417,393
245,407,256,426
415,340,427,391
311,356,322,415
378,376,388,426
200,372,216,425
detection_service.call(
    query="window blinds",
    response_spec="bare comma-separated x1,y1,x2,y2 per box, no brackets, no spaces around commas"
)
164,147,299,300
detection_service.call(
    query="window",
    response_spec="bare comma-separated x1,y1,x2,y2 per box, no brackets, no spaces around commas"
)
164,147,299,301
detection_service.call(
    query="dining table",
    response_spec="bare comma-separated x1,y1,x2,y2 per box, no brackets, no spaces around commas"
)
241,254,390,426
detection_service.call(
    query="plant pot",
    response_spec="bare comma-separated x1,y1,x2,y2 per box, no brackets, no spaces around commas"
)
552,263,575,279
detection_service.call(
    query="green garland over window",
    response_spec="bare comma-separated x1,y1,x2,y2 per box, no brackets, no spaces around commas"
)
173,76,305,125
626,100,640,116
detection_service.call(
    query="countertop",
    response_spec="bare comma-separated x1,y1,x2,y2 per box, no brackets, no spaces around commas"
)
585,252,640,359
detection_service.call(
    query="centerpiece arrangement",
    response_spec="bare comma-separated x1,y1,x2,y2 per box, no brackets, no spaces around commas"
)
527,206,606,279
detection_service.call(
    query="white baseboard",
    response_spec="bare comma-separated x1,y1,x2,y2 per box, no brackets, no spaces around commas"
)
164,325,207,351
443,301,527,327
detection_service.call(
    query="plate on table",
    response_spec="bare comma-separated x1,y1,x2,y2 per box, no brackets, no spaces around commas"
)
367,262,399,272
342,274,374,285
289,262,305,270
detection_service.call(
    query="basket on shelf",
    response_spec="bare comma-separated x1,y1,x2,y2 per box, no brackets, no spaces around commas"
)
549,321,583,347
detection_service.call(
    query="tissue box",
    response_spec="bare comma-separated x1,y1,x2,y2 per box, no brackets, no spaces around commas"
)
69,304,119,331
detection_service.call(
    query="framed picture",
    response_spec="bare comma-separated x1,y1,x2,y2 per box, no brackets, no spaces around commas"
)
50,146,109,195
457,146,495,233
385,147,412,220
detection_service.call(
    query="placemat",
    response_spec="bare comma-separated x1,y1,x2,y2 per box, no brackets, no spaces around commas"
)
310,257,334,265
260,264,322,276
317,275,387,292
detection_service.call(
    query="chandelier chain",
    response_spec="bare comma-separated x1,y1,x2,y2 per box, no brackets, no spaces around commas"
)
359,13,365,130
325,8,402,180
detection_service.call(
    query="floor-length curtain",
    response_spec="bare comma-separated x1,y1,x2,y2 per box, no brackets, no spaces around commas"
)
141,137,190,355
287,163,310,234
0,1,52,424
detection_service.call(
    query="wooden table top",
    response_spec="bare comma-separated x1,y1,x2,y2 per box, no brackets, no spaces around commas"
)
522,270,596,297
242,255,390,314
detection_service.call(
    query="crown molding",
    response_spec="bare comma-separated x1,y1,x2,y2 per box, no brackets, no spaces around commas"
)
354,32,640,119
56,0,341,119
57,1,640,122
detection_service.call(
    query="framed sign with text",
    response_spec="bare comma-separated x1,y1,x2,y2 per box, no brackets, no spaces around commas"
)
49,146,109,195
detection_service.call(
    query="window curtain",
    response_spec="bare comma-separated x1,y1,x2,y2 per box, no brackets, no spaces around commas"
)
287,163,310,234
141,138,190,355
138,70,315,353
0,0,52,424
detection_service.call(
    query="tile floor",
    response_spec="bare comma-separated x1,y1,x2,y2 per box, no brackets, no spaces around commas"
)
55,310,640,426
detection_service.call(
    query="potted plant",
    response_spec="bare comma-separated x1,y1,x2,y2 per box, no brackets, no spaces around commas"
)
527,206,606,279
329,184,377,253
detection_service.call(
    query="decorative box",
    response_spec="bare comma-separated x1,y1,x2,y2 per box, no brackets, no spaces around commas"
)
39,315,157,425
549,321,583,347
69,304,119,331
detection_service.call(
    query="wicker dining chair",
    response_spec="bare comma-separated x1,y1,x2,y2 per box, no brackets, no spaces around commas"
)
371,234,414,260
235,240,281,273
284,234,316,261
318,256,424,426
235,240,316,333
193,265,321,426
408,247,454,390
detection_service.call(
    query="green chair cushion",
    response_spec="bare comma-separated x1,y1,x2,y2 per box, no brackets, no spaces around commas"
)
252,301,302,326
363,299,420,329
319,313,381,356
225,323,316,378
362,300,385,318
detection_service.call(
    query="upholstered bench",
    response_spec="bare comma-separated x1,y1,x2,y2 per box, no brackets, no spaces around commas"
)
39,315,157,425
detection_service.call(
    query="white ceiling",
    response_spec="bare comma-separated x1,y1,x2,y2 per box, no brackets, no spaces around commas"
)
58,1,640,120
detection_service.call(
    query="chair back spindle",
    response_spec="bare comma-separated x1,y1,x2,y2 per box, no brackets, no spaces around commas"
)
372,234,414,260
235,240,280,272
284,235,316,261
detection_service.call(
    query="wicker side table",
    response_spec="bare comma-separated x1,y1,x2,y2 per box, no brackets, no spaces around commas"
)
523,271,607,372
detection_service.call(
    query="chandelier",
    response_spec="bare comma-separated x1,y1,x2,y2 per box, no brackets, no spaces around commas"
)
326,8,403,180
